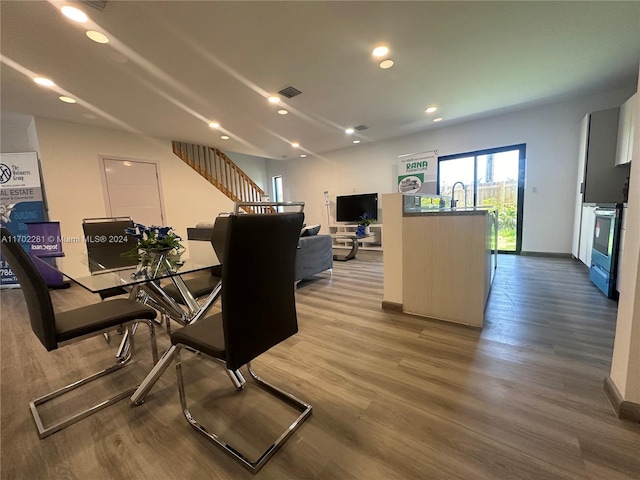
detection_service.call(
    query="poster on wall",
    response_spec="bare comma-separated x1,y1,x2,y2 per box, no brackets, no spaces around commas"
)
0,152,47,287
397,150,438,194
26,221,66,288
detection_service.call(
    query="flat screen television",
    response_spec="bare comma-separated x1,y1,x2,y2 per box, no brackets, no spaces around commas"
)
336,193,378,223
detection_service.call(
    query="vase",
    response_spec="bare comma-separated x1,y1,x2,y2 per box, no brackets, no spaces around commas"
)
135,247,183,279
364,225,371,235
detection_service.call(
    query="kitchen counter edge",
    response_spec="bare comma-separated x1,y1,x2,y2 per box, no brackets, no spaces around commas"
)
404,207,496,217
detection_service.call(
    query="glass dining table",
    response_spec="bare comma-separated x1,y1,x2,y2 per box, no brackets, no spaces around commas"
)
41,240,224,405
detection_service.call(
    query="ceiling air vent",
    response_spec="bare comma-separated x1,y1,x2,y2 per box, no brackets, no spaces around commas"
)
278,86,302,99
354,125,369,131
81,0,108,11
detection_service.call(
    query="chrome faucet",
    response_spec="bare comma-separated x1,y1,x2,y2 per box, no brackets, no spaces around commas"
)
451,181,467,208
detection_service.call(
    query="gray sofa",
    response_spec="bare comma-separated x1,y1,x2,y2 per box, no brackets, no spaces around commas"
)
187,224,332,282
295,234,333,281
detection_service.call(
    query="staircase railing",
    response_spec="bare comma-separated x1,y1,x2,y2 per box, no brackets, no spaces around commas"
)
171,141,273,213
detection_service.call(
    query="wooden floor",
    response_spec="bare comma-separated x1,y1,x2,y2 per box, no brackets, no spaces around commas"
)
1,252,639,479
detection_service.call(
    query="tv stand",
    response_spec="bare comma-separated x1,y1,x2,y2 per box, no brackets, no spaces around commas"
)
329,224,383,252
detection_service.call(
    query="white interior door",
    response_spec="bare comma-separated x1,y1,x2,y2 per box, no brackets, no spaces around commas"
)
101,157,164,226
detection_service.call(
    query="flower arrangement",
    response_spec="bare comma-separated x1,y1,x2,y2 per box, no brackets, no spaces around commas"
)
124,224,184,276
125,224,184,252
355,214,375,237
357,213,375,226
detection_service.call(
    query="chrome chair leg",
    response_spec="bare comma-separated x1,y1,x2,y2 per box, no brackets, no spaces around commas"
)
224,367,245,390
164,312,172,336
174,350,312,473
30,321,158,439
116,323,137,360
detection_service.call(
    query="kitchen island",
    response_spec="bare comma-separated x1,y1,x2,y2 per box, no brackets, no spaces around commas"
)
382,193,497,328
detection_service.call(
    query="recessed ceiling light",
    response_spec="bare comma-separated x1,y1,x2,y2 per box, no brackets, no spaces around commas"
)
353,140,361,144
208,122,220,129
372,45,389,57
277,109,288,115
433,117,443,122
59,96,76,104
425,106,438,113
86,31,109,44
300,154,307,158
379,60,394,69
33,77,55,87
221,135,230,140
291,142,300,148
345,128,354,135
61,6,88,23
268,96,280,103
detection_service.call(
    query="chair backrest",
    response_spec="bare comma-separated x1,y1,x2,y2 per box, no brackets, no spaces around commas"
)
221,212,304,370
0,227,58,351
210,215,230,262
82,217,137,272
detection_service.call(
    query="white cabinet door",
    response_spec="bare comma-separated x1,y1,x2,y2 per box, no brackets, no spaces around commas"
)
627,95,635,163
615,93,636,166
578,205,596,265
572,116,590,258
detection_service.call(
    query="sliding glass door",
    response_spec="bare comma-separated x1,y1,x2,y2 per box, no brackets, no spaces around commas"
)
438,144,525,253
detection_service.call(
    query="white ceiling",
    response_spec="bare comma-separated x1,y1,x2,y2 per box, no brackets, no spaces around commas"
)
1,1,639,160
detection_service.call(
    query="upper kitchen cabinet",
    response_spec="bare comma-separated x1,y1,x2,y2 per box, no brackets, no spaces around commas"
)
579,107,630,204
572,107,630,259
615,93,636,166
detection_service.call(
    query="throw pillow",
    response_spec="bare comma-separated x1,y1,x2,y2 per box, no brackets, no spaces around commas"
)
300,224,321,237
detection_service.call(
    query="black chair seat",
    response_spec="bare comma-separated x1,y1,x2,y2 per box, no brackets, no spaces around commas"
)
55,299,158,343
170,313,225,360
163,272,221,304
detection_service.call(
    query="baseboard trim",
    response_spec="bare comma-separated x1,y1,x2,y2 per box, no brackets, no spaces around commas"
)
603,376,640,422
381,301,403,312
520,251,573,259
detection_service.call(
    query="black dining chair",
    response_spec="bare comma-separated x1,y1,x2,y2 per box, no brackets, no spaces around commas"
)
0,226,159,439
82,217,138,299
170,211,312,473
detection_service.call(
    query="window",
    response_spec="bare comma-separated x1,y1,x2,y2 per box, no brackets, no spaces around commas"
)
272,175,283,212
438,145,525,253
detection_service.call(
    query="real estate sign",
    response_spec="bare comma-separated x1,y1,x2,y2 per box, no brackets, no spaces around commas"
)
397,150,438,194
0,152,47,287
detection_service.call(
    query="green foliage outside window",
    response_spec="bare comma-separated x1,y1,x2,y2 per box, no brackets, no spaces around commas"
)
482,197,517,251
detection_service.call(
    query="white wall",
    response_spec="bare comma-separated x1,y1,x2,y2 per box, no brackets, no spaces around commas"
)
221,149,269,192
33,117,236,252
266,86,636,253
0,111,39,153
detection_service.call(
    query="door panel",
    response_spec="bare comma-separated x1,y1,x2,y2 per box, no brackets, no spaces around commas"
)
477,151,519,251
102,158,164,226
